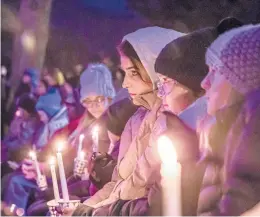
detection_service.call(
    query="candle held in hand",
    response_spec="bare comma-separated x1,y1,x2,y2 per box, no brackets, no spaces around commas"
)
77,134,85,158
157,135,182,216
29,151,41,179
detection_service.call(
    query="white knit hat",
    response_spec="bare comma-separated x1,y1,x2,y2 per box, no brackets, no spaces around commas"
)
206,24,260,95
80,63,116,102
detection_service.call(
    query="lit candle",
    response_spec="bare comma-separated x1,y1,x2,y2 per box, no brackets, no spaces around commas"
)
79,151,85,161
49,157,60,203
56,141,69,202
77,134,85,158
15,110,21,117
157,135,182,216
92,125,99,152
29,151,41,179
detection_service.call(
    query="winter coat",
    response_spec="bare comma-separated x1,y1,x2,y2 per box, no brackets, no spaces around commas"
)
82,107,147,208
75,27,183,213
115,99,205,216
197,88,260,216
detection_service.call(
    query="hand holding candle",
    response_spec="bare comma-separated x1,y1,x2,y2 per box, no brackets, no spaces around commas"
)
74,151,87,177
29,151,42,179
29,151,47,190
157,135,182,216
77,134,85,158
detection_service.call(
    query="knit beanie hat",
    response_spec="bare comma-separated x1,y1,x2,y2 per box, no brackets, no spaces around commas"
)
206,24,260,95
80,63,116,102
154,17,243,95
24,68,40,90
36,88,63,118
105,98,138,136
17,94,37,114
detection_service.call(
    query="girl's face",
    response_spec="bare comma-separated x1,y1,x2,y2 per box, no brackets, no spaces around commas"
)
157,75,193,114
35,81,47,96
82,94,110,118
201,65,234,116
37,110,49,123
121,56,153,99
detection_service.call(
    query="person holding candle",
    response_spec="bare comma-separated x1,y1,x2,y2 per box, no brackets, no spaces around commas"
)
65,26,184,216
110,23,219,216
25,98,137,217
71,19,243,217
24,62,117,216
197,24,260,216
87,98,138,190
1,94,41,177
1,89,69,212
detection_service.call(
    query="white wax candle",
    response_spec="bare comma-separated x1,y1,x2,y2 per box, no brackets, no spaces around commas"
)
49,157,60,203
157,135,182,216
79,151,85,161
56,143,69,202
29,151,41,179
77,134,85,158
92,126,99,152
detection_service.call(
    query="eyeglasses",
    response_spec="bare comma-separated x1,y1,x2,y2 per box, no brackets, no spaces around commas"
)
83,96,106,107
157,80,177,98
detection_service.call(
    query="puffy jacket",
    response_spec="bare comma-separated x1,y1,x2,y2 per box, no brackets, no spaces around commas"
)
83,107,147,207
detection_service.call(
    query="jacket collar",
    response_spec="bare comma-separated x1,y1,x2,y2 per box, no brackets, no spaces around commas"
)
132,90,160,111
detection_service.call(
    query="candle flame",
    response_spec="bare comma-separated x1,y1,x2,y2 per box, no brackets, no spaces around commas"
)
29,151,36,160
56,140,65,152
80,151,85,159
10,204,16,213
92,125,99,134
49,156,56,165
157,135,177,165
15,110,21,117
79,134,85,141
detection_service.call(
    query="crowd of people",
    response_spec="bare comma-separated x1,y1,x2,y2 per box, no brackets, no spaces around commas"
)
1,17,260,216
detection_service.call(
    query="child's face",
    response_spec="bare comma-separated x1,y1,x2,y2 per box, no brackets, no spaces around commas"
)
82,94,110,118
35,81,47,96
23,75,31,84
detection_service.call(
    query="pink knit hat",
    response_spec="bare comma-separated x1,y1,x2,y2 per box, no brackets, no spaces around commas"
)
206,24,260,95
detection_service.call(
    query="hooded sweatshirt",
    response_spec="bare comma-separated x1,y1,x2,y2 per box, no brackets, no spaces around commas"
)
78,27,184,211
